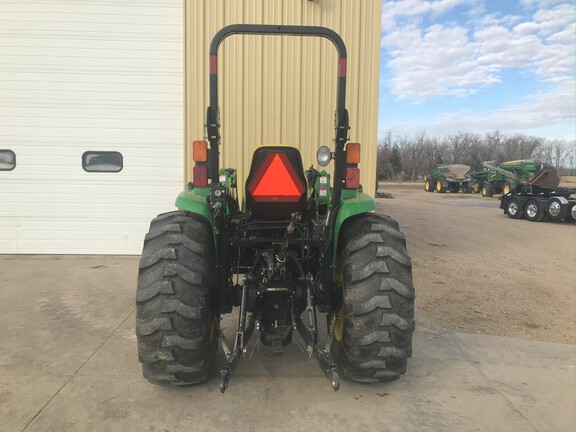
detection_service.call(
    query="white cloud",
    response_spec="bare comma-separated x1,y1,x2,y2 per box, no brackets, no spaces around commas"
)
380,0,575,102
533,3,575,36
475,25,542,68
381,77,575,138
521,0,566,7
381,0,473,31
382,23,500,100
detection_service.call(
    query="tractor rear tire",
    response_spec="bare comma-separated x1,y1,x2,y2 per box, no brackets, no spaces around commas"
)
332,213,415,383
136,211,218,386
424,179,434,192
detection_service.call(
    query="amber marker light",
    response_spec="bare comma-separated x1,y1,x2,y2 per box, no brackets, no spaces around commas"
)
193,140,208,162
346,142,361,164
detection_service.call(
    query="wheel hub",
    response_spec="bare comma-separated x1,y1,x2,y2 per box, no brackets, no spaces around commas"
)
548,201,561,217
508,202,518,216
526,204,537,218
333,307,344,342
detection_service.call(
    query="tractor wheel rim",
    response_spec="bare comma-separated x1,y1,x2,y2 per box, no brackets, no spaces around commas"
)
333,307,344,342
549,201,561,217
425,181,429,190
473,183,479,192
526,204,537,218
508,202,518,215
504,185,510,194
436,181,442,191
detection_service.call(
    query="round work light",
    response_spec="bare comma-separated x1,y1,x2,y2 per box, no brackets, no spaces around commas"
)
316,146,332,167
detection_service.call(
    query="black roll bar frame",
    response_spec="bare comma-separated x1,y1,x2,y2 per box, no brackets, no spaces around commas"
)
204,24,350,211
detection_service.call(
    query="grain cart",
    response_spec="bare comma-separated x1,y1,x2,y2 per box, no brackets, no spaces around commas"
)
480,159,551,197
135,25,415,393
500,167,576,222
424,164,472,193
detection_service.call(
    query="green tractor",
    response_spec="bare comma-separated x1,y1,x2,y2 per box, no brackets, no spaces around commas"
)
135,25,415,392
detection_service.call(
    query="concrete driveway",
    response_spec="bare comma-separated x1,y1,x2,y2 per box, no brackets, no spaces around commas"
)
1,255,573,432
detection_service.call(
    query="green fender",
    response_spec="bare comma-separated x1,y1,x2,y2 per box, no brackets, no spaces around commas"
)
332,190,376,260
176,186,374,262
174,187,213,225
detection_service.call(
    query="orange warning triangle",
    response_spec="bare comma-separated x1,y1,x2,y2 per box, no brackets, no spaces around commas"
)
253,154,301,197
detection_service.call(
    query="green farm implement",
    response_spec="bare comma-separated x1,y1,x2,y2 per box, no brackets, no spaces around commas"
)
479,159,555,197
424,164,472,193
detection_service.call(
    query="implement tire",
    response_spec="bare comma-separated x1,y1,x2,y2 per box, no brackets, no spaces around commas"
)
481,182,494,198
472,179,482,194
136,211,218,386
332,213,415,383
436,180,447,193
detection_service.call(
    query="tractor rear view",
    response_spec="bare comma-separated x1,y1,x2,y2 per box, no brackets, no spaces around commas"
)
135,25,415,392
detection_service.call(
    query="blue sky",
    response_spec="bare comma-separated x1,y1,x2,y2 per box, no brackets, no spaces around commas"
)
378,0,575,139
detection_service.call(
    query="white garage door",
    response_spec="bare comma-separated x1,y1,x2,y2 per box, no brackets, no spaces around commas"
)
0,1,184,254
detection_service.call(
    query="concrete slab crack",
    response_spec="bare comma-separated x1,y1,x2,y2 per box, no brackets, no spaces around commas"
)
448,333,542,432
20,309,135,432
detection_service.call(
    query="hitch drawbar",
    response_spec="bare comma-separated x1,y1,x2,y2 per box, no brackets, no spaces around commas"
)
217,284,340,393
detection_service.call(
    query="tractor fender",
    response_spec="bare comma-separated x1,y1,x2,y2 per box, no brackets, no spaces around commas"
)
332,192,376,260
175,188,214,226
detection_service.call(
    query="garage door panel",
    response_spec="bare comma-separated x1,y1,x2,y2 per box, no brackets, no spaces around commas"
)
0,0,184,254
0,117,182,132
3,107,182,121
0,127,182,140
0,2,180,16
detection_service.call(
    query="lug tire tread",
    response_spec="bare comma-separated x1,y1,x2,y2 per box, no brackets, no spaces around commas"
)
333,213,415,384
136,211,217,386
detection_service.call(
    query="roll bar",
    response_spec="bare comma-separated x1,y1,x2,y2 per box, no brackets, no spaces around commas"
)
204,24,350,206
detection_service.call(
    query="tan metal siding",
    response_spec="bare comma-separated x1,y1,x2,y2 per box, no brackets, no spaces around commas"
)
184,0,381,196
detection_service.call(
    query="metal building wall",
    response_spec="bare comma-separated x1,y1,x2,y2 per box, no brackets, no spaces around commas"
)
184,0,381,195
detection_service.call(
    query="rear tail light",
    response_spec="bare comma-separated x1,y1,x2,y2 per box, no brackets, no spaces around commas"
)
345,167,360,189
346,142,360,164
193,140,208,162
193,165,208,187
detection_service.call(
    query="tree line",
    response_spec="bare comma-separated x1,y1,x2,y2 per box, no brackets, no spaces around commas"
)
377,130,575,180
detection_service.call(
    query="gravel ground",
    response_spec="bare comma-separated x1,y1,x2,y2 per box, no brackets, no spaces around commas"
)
376,182,575,344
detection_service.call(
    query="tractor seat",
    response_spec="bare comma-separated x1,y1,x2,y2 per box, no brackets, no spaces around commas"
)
245,146,307,220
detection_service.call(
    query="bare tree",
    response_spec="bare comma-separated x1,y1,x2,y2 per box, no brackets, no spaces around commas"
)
375,130,571,181
534,139,575,170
